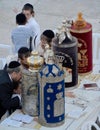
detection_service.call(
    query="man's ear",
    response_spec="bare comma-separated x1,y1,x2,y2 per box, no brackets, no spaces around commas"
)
12,71,16,76
18,57,23,61
32,11,35,17
10,71,16,80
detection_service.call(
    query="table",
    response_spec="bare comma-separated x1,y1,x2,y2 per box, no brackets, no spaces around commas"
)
0,64,100,130
0,99,100,130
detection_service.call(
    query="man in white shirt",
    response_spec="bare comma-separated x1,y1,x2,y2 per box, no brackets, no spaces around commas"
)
11,13,32,53
22,3,41,50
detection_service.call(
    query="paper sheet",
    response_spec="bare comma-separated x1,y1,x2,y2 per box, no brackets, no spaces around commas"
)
11,113,34,124
1,118,22,127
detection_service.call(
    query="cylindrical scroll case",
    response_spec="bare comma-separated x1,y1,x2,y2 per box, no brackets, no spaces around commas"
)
53,36,78,89
70,25,92,74
70,13,93,74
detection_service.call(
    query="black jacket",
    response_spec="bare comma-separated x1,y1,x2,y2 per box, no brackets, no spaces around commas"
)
0,70,20,119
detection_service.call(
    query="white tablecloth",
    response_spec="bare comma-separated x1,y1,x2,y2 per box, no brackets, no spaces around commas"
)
0,96,100,130
0,64,100,130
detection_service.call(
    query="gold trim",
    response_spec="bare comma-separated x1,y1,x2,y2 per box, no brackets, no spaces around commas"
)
78,70,92,75
41,75,65,83
74,12,87,29
70,27,92,33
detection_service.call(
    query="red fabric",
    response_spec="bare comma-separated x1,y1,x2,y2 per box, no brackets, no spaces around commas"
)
70,24,93,73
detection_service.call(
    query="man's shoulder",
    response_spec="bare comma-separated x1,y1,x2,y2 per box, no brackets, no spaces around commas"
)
11,27,20,35
0,70,6,76
12,25,30,31
0,70,9,84
12,26,31,36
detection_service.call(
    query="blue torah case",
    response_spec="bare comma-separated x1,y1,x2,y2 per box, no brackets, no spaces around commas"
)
38,63,65,127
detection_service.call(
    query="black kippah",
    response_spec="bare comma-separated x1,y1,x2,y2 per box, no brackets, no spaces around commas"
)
8,61,20,69
42,30,55,39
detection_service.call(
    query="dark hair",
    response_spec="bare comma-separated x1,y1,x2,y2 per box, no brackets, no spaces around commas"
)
41,30,55,43
13,81,21,90
16,13,27,25
18,47,30,59
22,3,34,14
43,30,54,39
